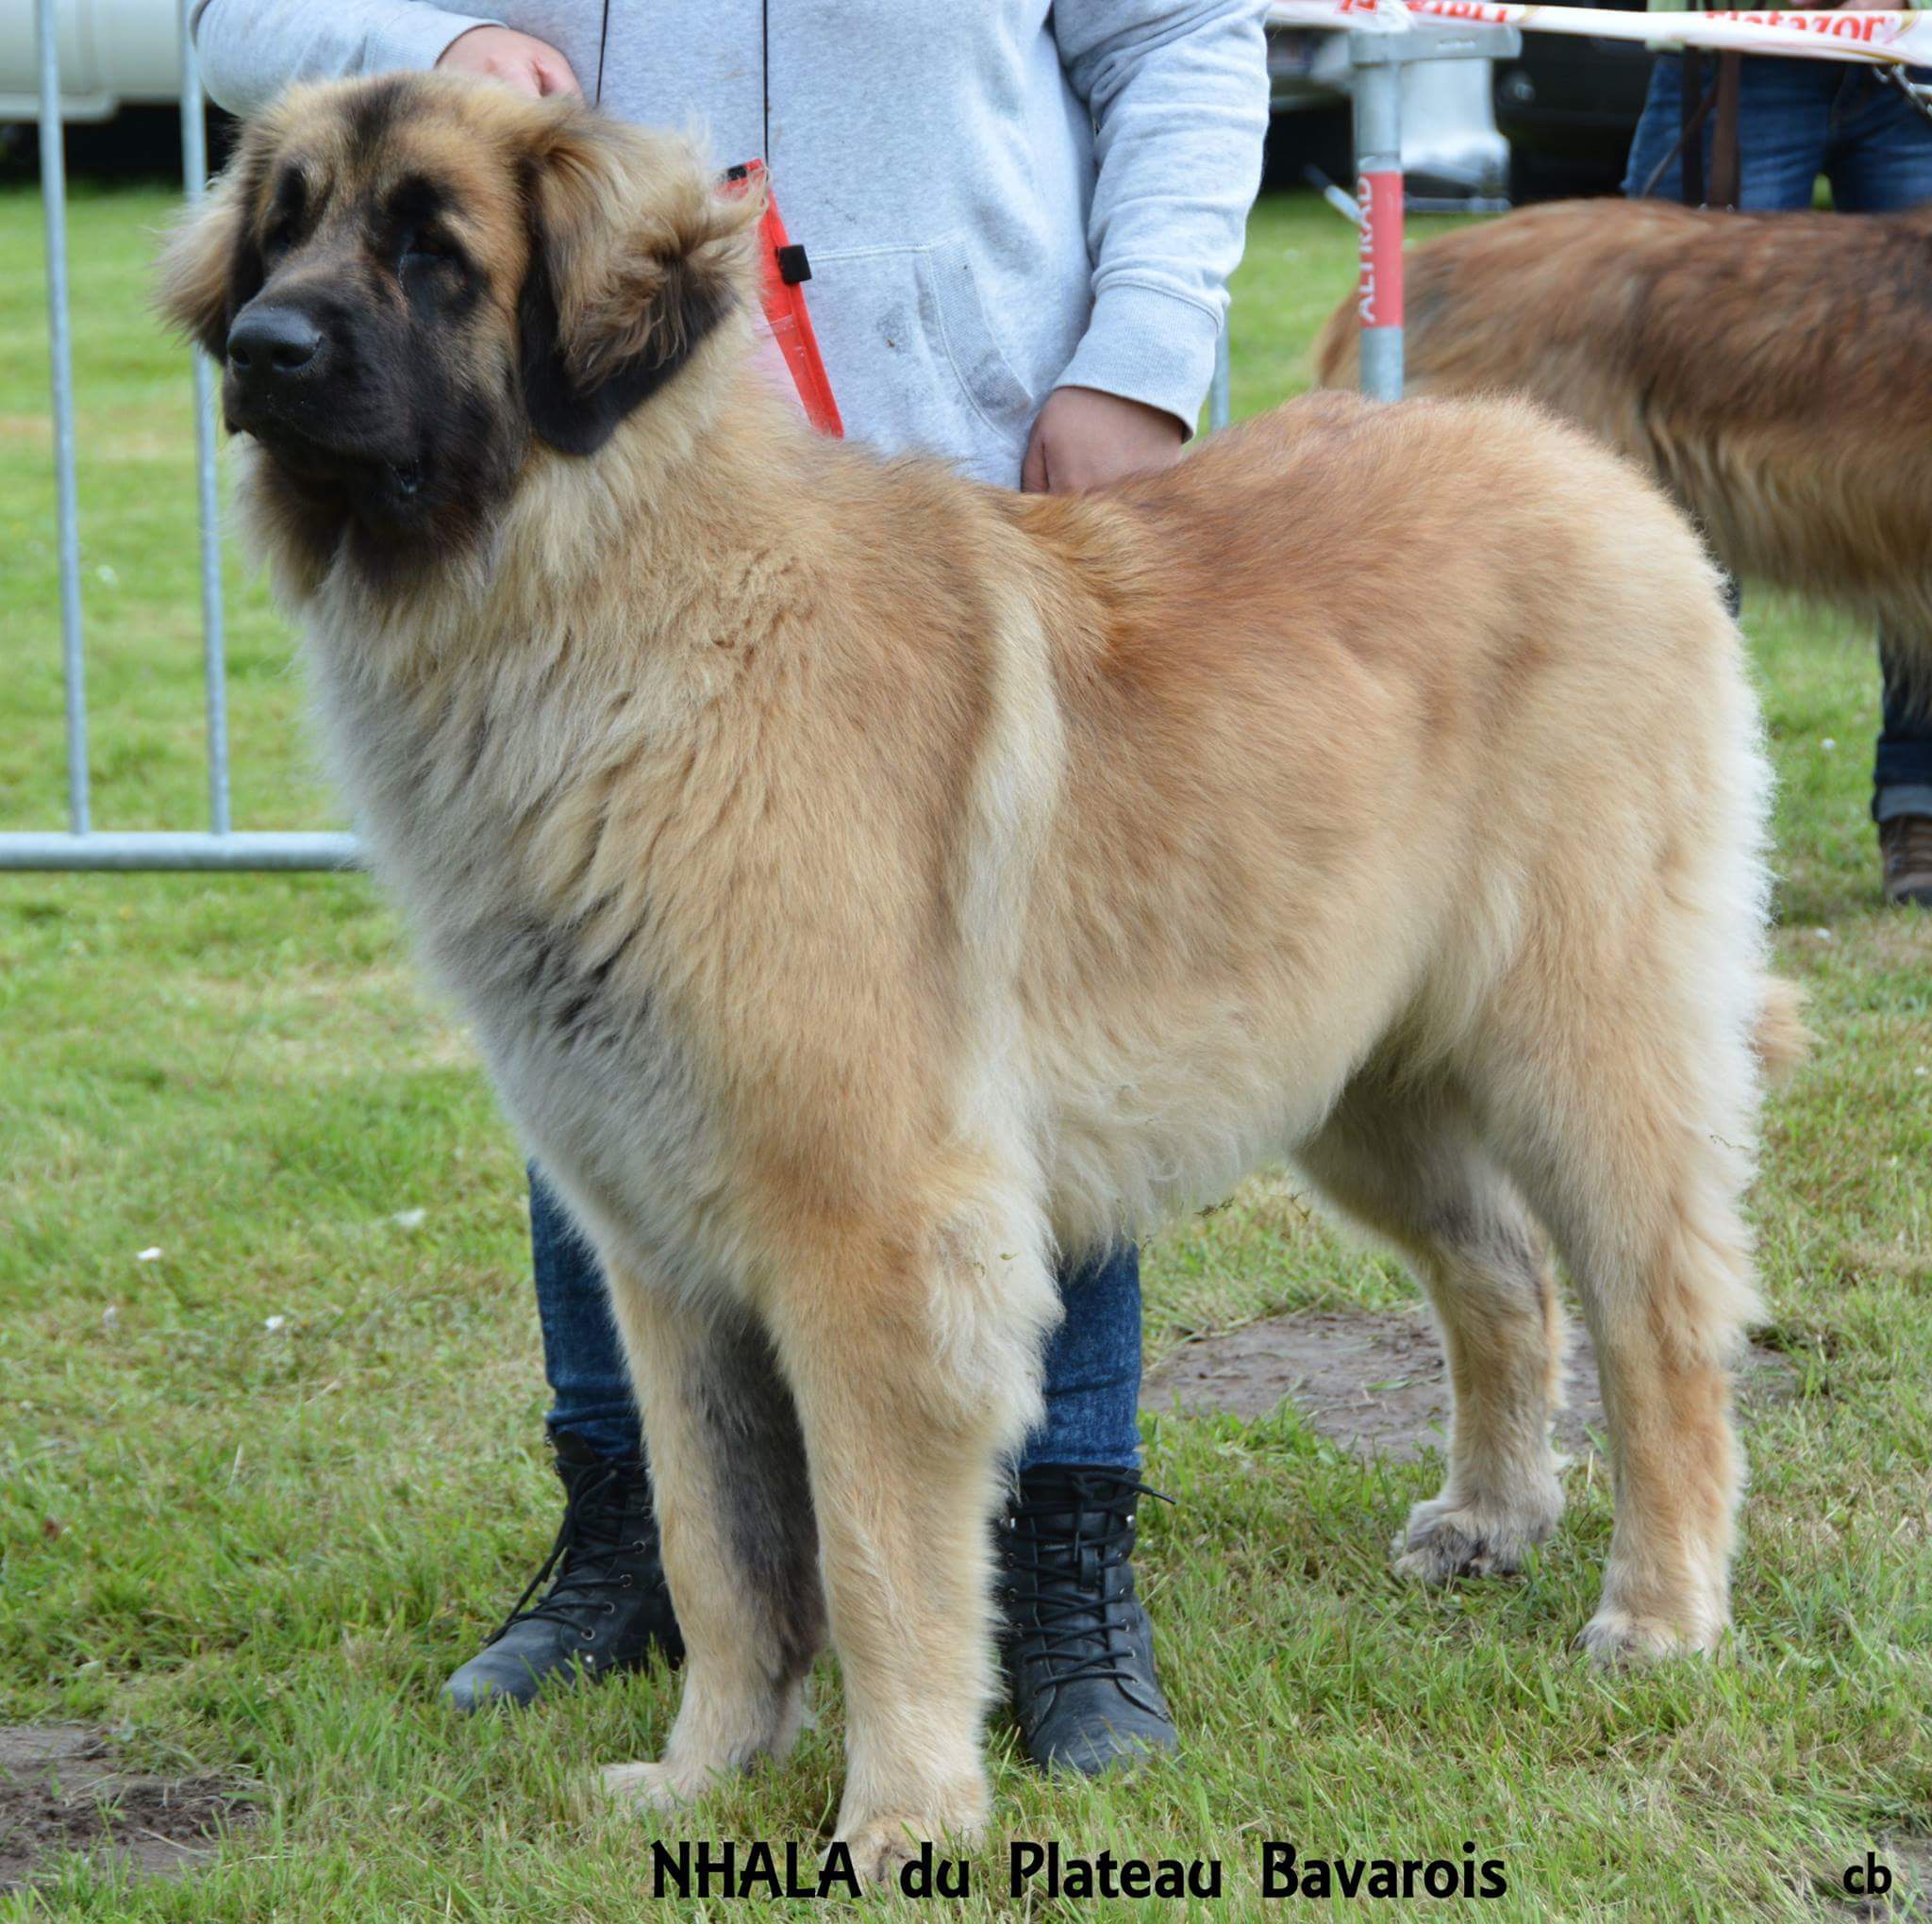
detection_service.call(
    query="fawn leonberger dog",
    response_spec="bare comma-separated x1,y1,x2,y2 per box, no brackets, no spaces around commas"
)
160,75,1802,1877
1318,196,1932,653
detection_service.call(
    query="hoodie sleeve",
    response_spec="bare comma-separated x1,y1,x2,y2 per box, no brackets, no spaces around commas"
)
1051,0,1269,436
189,0,506,117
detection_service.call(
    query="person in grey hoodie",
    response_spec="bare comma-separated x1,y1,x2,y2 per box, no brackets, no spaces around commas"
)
190,0,1269,1777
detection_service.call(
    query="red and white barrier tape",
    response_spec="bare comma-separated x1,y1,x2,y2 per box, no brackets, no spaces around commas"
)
1267,1,1932,68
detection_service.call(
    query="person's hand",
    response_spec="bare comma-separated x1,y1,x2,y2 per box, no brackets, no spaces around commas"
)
436,25,582,97
1021,386,1187,494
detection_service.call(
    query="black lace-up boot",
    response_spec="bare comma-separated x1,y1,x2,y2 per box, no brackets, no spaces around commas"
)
1881,812,1932,907
996,1463,1178,1775
443,1432,683,1711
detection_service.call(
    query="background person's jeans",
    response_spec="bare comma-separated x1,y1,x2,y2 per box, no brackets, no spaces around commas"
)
530,1169,1143,1470
1624,53,1932,822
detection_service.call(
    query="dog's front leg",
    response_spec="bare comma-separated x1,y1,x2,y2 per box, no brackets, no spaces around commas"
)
597,1272,824,1811
763,1227,1036,1887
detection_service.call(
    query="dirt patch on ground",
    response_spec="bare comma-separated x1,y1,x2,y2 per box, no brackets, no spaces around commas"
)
1142,1307,1793,1462
1877,1838,1932,1918
1830,1836,1932,1918
0,1723,247,1894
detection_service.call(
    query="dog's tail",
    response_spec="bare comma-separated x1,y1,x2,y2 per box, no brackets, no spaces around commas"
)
1312,298,1358,390
1755,974,1813,1081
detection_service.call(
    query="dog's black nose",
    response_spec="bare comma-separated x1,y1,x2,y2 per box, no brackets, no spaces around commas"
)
226,306,325,390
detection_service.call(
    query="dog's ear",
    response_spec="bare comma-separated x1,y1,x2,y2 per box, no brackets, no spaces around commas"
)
519,115,759,456
155,142,265,360
517,118,757,456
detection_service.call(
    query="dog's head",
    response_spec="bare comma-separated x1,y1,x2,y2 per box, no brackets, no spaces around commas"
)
158,74,758,583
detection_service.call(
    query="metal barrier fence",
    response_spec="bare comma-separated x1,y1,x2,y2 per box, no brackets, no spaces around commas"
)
1,0,358,871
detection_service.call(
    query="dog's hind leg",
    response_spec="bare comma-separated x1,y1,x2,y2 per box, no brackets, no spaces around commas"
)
597,1272,824,1812
1297,1075,1567,1581
1470,934,1765,1660
761,1191,1056,1886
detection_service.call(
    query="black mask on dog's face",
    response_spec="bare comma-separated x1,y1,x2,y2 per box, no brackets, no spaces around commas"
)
158,75,749,587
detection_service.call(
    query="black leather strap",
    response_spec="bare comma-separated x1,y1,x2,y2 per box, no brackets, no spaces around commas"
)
1710,51,1742,208
1681,47,1707,206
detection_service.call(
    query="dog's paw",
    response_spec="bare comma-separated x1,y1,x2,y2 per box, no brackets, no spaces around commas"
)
1574,1607,1724,1664
599,1759,708,1814
835,1784,987,1888
837,1816,927,1889
1391,1490,1558,1583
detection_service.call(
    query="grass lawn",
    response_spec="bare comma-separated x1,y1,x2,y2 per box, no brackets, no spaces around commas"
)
2,182,1928,1922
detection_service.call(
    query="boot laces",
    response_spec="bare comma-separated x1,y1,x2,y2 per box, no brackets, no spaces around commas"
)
1001,1468,1169,1689
488,1457,651,1646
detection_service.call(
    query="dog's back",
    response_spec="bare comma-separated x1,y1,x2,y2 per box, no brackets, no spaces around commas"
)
993,390,1774,1252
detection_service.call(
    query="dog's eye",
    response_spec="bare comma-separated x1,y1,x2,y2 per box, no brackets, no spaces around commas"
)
401,234,455,270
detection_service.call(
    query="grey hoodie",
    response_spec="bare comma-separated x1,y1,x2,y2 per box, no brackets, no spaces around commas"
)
189,1,1269,485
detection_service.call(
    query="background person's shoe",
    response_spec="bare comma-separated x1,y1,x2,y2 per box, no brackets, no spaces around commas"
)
1880,813,1932,907
997,1463,1179,1776
443,1433,683,1711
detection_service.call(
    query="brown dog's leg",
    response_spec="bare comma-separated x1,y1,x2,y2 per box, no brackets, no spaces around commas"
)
762,1212,1048,1886
1546,1119,1754,1661
1567,1261,1742,1661
1299,1077,1566,1578
1475,961,1762,1659
597,1271,824,1811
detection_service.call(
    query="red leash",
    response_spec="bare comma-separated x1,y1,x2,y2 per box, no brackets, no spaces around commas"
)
722,160,843,440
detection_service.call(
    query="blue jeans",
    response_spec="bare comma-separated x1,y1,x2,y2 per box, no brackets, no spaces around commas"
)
1625,54,1932,822
531,1170,1143,1470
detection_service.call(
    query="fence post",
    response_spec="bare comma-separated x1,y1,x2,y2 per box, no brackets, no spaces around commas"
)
1209,315,1232,432
178,0,231,836
1342,21,1520,402
35,0,88,834
1348,39,1405,404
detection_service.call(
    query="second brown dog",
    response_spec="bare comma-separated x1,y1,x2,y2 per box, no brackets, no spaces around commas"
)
1318,196,1932,655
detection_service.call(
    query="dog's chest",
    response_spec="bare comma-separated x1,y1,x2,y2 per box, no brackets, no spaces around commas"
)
453,908,730,1281
315,645,734,1277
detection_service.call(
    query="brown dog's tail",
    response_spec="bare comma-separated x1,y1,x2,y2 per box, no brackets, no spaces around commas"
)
1755,975,1813,1080
1312,298,1359,390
